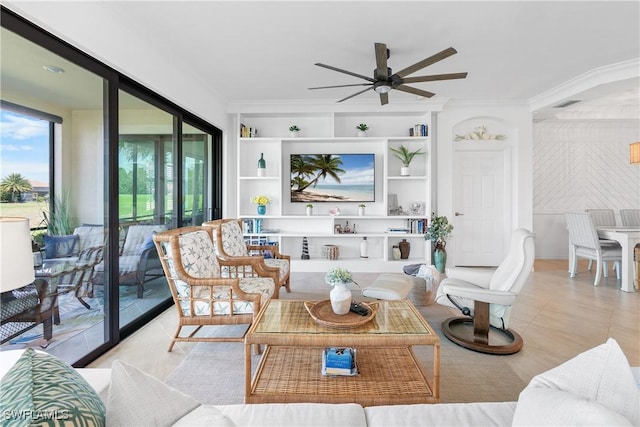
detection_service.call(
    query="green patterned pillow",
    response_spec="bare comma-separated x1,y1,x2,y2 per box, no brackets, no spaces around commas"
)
0,348,105,427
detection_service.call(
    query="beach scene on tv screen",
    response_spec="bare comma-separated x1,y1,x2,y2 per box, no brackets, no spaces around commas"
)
290,153,375,202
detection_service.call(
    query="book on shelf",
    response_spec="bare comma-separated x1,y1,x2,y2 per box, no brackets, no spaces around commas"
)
408,123,428,137
387,227,410,234
239,123,258,138
322,347,358,376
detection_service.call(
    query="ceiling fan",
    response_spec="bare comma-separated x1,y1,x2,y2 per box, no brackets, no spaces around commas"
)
309,43,468,105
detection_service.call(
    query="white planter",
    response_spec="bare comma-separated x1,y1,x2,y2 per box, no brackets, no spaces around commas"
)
400,166,410,176
358,206,365,216
356,130,367,137
290,131,299,138
306,206,313,216
329,282,352,315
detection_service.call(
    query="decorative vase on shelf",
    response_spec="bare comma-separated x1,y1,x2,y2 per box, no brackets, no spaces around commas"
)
257,205,266,215
360,237,368,259
400,166,410,176
433,241,447,273
392,245,401,260
329,282,352,315
257,153,266,177
399,239,410,259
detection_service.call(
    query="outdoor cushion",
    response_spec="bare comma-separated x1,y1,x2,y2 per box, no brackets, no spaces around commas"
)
43,234,79,259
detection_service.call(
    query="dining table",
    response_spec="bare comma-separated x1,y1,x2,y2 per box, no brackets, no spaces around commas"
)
597,226,640,293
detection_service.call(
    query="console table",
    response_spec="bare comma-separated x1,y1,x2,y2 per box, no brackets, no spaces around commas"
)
244,299,440,406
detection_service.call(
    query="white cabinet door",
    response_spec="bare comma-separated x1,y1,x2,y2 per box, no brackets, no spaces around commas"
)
452,149,509,267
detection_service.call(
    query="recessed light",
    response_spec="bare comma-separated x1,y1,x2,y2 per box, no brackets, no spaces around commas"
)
42,65,65,74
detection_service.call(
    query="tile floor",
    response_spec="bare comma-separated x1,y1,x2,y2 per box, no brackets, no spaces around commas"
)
88,259,640,392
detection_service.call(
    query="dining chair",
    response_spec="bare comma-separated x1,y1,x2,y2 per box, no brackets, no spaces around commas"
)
565,212,622,286
620,209,640,226
584,209,618,272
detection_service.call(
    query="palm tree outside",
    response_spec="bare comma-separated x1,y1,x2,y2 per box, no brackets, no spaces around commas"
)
0,172,32,202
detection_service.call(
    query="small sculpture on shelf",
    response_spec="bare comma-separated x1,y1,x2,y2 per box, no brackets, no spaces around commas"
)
301,237,310,260
356,123,369,137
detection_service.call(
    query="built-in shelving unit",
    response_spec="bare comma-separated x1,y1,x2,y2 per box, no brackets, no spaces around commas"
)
234,108,438,272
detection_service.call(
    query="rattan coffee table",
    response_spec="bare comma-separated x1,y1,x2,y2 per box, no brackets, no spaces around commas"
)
244,299,440,406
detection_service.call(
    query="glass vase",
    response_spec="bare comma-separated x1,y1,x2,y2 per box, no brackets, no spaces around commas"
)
329,282,351,315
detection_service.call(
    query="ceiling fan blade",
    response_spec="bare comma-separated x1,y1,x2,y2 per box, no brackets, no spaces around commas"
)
395,85,436,99
379,92,389,105
315,63,375,82
308,83,373,90
374,42,389,79
337,86,374,103
394,47,458,78
401,72,468,84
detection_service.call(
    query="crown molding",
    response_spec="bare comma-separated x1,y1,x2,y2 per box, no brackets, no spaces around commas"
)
226,98,449,114
528,59,640,112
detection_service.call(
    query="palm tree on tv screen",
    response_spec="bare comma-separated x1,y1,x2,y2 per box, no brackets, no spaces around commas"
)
291,154,345,193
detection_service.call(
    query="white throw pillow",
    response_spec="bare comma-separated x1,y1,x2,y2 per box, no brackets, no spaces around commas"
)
107,360,202,427
512,338,638,426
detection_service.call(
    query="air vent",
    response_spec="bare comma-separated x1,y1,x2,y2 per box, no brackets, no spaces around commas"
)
553,100,581,108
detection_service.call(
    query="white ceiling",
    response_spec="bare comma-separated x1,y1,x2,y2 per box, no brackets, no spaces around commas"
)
3,1,640,119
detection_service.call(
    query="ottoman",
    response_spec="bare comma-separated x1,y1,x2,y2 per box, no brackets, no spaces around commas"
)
361,274,416,300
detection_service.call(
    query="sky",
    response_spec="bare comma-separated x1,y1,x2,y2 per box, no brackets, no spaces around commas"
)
0,110,49,183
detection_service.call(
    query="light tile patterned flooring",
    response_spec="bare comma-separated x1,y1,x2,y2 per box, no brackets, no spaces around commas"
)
89,259,639,394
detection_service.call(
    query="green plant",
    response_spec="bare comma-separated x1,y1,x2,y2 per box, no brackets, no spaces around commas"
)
356,123,369,131
306,203,313,208
358,204,366,208
390,145,425,167
41,191,73,236
289,125,300,132
252,195,271,205
425,212,453,244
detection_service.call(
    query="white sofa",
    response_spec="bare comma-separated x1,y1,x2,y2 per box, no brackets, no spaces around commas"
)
1,339,638,427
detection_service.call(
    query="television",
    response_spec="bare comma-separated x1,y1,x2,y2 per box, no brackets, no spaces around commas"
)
290,153,375,203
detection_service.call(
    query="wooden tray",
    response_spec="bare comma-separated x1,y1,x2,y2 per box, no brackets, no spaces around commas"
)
304,300,378,329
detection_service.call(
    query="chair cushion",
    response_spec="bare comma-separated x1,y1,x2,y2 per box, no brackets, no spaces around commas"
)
264,258,290,281
220,221,249,257
73,226,105,251
512,338,638,426
44,234,79,259
107,360,202,427
122,224,167,256
0,348,105,426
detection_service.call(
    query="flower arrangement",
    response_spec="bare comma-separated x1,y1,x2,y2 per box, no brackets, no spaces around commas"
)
325,267,358,287
454,125,506,141
425,212,453,244
356,123,369,131
252,195,271,206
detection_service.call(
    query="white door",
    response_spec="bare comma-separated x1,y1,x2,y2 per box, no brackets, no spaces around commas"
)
452,147,509,266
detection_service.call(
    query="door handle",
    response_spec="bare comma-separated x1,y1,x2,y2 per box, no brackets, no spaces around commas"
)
455,212,464,216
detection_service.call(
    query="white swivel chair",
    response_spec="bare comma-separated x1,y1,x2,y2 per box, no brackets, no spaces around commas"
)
620,209,640,226
565,212,622,286
434,228,535,355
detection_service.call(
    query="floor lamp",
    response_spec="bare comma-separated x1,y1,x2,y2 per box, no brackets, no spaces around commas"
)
0,217,36,294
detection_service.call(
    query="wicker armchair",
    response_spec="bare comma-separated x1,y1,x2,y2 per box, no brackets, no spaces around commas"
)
203,219,291,297
153,226,276,352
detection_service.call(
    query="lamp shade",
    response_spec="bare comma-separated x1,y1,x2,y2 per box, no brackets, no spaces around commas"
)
0,217,35,292
631,142,640,165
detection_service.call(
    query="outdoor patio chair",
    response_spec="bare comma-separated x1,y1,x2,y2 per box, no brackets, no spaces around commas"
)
153,226,276,352
203,219,290,298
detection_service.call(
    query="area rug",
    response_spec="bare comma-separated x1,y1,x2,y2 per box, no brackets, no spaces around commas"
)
165,290,527,405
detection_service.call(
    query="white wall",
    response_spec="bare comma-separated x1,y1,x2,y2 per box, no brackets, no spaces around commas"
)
532,120,640,258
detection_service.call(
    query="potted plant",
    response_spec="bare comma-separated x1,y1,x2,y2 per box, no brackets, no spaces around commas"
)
389,145,425,176
356,123,369,137
305,203,313,216
425,212,454,273
252,195,271,215
289,125,300,137
358,204,366,216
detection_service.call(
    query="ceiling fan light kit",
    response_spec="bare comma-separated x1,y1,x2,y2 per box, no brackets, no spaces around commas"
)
310,43,468,105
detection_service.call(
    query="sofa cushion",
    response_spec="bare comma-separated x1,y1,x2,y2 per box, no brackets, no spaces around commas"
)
214,403,368,427
512,338,638,426
0,348,105,427
173,406,236,426
106,360,201,427
364,402,516,427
